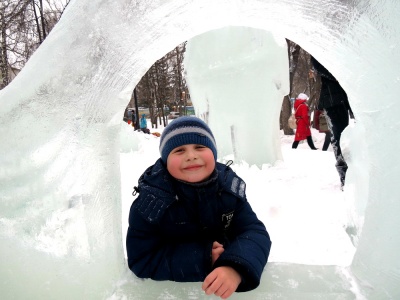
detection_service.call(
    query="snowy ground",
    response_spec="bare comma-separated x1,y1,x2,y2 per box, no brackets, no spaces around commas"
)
120,120,356,267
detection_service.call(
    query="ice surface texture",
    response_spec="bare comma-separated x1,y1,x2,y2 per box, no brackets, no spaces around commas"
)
184,27,289,166
1,0,399,299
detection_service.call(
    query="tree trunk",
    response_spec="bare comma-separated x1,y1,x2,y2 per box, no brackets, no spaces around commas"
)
280,39,300,134
32,0,43,43
281,96,294,135
39,0,47,40
0,7,9,89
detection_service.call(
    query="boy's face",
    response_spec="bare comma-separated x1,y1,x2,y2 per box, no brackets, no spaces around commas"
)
167,144,215,183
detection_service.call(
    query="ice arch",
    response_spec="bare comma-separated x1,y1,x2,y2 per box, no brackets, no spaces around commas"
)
1,0,399,299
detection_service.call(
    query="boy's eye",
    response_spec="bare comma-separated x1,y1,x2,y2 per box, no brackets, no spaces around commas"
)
173,148,184,153
195,145,206,149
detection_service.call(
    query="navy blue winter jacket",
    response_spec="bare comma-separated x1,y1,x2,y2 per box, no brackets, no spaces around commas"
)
126,159,271,292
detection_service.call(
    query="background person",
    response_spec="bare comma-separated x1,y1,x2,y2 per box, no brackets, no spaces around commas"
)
139,113,150,134
310,56,355,187
292,93,318,150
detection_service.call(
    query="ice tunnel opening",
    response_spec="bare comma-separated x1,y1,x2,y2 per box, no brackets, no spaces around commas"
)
119,25,359,269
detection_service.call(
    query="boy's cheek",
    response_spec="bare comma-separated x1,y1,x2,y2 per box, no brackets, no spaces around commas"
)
166,157,183,178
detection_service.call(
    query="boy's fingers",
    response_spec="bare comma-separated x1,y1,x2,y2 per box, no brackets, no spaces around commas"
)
221,288,234,299
202,272,216,291
215,248,224,255
212,241,223,248
204,279,222,296
215,285,229,298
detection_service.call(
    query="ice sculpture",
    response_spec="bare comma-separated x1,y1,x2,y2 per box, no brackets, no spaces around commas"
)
184,27,289,166
1,0,399,299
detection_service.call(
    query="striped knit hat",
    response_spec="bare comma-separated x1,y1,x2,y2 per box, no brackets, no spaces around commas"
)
159,116,217,163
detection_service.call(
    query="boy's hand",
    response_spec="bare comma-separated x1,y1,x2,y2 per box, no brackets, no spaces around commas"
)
202,266,241,299
211,241,224,265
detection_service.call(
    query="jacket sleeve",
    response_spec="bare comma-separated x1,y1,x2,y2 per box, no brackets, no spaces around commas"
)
126,194,214,282
213,196,271,292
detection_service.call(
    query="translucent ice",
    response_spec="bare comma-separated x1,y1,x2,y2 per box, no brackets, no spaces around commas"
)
184,27,289,166
1,0,399,299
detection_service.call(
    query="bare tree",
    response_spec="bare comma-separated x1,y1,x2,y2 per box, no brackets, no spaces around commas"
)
131,41,189,128
172,42,187,113
0,0,31,88
0,0,69,89
42,0,70,33
280,39,301,134
0,4,9,88
32,0,47,43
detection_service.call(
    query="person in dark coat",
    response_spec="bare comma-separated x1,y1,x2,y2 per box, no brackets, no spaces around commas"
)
131,109,136,128
126,116,271,298
292,93,318,150
311,56,355,187
126,108,133,125
125,108,136,127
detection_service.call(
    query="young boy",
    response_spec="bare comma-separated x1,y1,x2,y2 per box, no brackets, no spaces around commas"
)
126,116,271,299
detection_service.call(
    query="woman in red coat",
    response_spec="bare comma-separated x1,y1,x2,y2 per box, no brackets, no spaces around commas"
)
292,93,318,150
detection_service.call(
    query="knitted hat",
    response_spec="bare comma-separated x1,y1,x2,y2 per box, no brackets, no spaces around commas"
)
159,116,217,163
297,93,309,100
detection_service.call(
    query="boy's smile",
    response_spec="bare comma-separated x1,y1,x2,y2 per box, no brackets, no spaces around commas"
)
184,164,203,171
167,144,215,183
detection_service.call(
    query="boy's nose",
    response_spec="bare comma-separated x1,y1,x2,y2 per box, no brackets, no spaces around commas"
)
186,149,197,160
